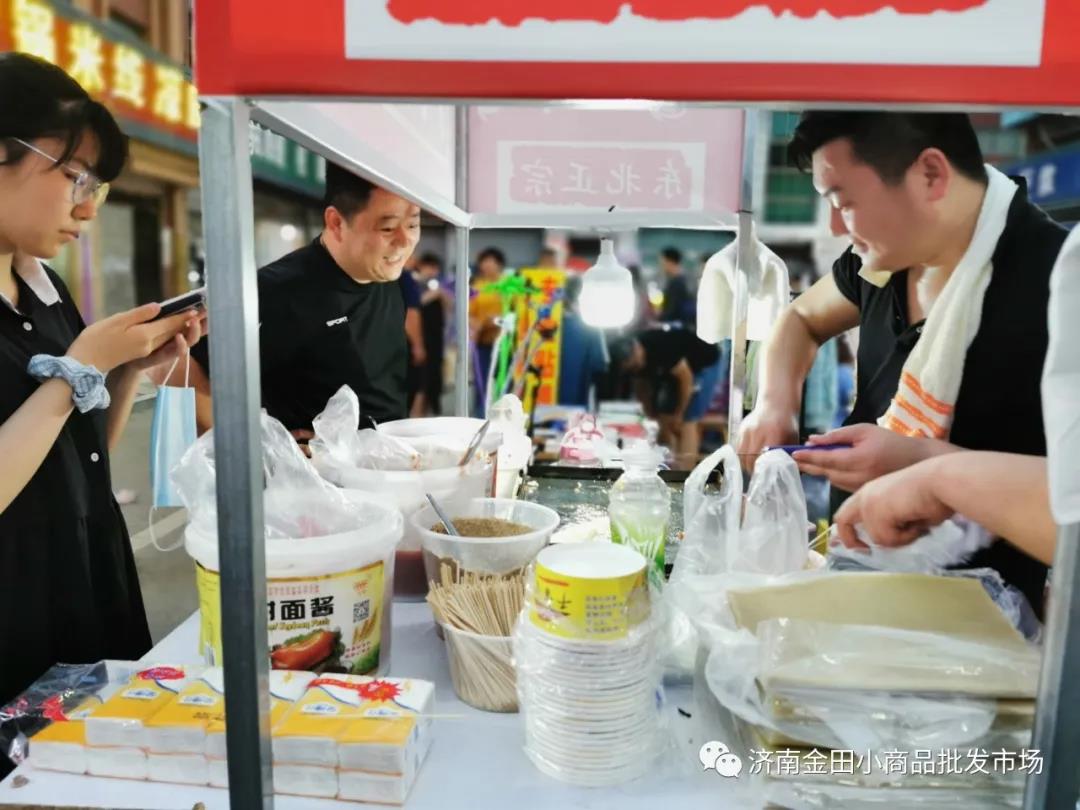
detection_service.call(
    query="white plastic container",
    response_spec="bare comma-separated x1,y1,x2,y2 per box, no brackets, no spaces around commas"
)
412,497,560,586
184,493,402,676
379,415,531,500
314,455,493,601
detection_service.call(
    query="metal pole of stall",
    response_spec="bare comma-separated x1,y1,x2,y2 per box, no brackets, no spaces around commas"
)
727,109,758,445
1024,522,1080,809
454,104,472,417
198,98,274,808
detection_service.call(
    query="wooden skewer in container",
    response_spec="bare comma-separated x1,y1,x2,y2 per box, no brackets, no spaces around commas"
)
427,563,524,713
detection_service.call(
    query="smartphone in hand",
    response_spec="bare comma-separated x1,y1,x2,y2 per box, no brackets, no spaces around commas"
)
152,287,206,321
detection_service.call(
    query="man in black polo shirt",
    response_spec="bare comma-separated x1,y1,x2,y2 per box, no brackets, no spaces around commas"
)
189,164,420,439
737,111,1067,614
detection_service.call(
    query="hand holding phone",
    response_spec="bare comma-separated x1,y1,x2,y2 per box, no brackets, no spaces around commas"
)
152,287,206,321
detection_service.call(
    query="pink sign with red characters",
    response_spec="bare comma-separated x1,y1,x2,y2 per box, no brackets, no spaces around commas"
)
469,106,742,216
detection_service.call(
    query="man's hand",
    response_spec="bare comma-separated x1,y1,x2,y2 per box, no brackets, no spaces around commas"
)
736,404,799,470
792,423,941,492
833,457,956,550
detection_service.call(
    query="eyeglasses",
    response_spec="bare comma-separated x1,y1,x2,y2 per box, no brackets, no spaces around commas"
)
11,138,110,207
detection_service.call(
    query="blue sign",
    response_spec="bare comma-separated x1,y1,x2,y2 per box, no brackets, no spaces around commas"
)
1003,148,1080,209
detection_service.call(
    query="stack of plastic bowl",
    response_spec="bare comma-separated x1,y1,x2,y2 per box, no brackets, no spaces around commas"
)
513,543,665,786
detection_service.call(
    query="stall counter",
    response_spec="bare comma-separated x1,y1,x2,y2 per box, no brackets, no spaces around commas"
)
0,602,745,809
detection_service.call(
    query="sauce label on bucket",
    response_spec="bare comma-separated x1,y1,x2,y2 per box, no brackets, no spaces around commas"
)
196,561,386,675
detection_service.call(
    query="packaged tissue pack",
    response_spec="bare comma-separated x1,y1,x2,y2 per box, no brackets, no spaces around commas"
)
205,670,316,761
274,676,434,774
144,668,225,754
29,695,103,774
83,665,194,749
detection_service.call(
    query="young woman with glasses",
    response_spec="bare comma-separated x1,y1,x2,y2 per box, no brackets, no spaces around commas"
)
0,53,204,730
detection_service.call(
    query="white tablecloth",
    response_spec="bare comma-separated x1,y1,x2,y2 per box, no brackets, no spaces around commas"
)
0,602,747,809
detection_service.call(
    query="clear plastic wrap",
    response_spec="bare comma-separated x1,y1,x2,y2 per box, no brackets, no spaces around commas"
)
1,661,138,772
310,385,462,472
826,517,993,574
741,449,811,575
511,545,671,787
672,445,742,580
667,447,809,679
172,410,367,540
696,571,1040,754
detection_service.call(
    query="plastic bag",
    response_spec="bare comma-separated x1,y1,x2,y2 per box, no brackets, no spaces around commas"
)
172,410,365,539
666,448,809,679
1,661,137,772
690,565,1042,760
674,446,742,580
703,615,1037,753
741,450,809,575
310,386,422,471
826,517,993,574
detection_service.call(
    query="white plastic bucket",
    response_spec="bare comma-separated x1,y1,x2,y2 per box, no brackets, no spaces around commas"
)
184,493,402,677
379,417,531,500
314,458,492,601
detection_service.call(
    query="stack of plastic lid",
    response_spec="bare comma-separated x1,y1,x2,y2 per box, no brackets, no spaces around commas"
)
513,543,665,786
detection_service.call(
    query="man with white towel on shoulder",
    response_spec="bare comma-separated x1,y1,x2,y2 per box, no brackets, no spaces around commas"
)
736,111,1068,616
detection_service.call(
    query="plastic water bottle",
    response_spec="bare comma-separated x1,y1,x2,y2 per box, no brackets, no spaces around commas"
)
609,443,671,586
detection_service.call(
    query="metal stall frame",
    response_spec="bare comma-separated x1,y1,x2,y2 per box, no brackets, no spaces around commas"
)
198,96,1079,810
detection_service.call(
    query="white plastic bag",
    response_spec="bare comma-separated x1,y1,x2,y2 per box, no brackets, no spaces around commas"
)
675,446,742,579
172,411,363,540
827,518,993,574
740,450,809,575
666,447,809,678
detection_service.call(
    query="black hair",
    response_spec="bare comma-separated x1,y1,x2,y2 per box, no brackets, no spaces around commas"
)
788,111,987,185
417,252,442,270
660,246,682,265
1,52,127,182
539,246,557,259
324,162,377,218
477,247,506,267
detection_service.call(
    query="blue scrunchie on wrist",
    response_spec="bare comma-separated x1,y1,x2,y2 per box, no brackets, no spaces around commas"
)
27,354,111,413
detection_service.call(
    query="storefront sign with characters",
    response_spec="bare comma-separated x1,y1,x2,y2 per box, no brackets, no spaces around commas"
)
0,0,199,142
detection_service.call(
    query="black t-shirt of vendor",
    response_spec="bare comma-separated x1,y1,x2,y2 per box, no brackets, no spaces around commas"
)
638,326,719,376
830,180,1068,614
192,238,407,432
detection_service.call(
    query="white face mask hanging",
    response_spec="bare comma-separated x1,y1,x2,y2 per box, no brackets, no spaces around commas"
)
148,352,198,549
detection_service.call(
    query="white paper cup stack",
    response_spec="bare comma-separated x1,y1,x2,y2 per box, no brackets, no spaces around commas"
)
514,543,665,786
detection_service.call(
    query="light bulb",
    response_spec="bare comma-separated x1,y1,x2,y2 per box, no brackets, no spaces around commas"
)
580,239,634,329
279,223,299,241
